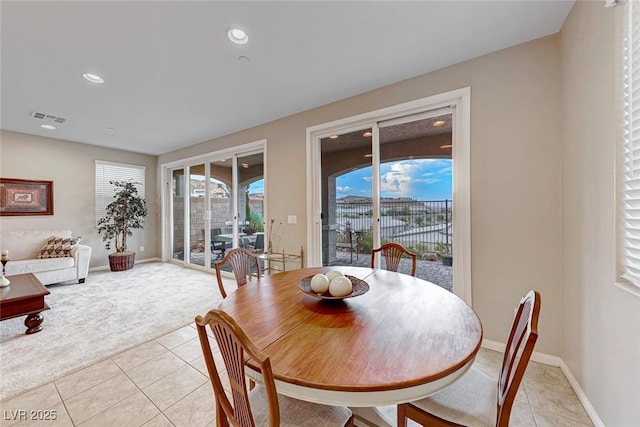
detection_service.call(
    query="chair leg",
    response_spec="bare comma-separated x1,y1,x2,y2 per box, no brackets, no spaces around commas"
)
397,403,408,427
344,414,355,426
216,398,229,427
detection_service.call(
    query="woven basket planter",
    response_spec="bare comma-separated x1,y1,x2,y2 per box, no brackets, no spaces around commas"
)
108,252,136,271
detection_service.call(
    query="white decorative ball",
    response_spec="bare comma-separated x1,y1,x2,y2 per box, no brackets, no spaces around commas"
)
325,270,345,281
329,275,353,297
310,274,330,294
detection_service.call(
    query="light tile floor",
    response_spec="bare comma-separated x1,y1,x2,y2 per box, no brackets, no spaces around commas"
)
1,325,593,427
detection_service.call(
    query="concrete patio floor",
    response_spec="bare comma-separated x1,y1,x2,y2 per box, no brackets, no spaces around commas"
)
187,250,453,293
330,251,453,292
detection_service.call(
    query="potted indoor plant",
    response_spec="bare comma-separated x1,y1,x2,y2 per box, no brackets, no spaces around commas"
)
97,180,148,271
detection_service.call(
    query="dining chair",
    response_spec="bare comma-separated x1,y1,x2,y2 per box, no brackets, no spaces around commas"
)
370,242,417,277
215,248,261,299
395,290,541,427
195,309,354,427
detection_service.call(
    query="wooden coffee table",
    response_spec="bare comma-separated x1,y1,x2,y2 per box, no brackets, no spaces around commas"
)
0,273,50,334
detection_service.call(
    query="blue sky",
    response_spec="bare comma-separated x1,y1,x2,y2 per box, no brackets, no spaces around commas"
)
249,180,263,194
336,159,452,201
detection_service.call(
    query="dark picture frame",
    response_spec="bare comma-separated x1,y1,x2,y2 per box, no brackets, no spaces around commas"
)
0,178,53,216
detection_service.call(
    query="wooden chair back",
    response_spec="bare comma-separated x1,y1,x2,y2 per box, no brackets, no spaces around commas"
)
195,309,280,427
396,290,540,427
370,242,417,277
496,290,540,426
215,248,261,298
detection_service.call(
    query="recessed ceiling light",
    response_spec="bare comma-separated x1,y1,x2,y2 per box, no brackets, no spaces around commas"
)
106,127,114,132
433,120,446,127
441,144,453,149
82,73,104,84
227,28,248,45
329,135,339,139
40,124,56,130
364,154,373,158
238,56,250,62
363,131,373,137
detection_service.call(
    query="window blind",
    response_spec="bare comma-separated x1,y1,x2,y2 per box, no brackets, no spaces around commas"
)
621,0,640,287
95,161,146,226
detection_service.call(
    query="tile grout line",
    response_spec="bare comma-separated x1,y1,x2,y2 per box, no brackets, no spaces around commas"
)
66,359,143,426
51,381,75,427
91,352,170,427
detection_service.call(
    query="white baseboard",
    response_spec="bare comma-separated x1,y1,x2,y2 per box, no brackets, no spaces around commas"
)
481,340,604,427
559,359,606,427
89,257,162,272
482,339,561,366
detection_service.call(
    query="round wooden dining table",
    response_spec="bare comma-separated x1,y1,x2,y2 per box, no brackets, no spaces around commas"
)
217,266,482,407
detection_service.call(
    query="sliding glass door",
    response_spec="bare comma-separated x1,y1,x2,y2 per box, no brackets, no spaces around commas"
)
170,168,185,262
318,110,454,289
165,142,265,272
320,128,373,265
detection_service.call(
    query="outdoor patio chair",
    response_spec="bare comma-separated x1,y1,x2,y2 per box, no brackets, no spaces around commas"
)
336,230,359,263
208,228,228,260
371,242,417,277
246,232,265,253
195,308,354,427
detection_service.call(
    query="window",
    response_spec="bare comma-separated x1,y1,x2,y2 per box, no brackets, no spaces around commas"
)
620,0,640,290
95,161,146,226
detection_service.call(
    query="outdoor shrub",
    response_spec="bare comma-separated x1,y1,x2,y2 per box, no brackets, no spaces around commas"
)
358,230,374,253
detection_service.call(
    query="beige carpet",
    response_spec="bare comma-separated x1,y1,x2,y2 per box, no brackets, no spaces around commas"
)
0,262,228,401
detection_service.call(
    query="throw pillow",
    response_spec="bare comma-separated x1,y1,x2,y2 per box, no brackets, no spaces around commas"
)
37,236,82,259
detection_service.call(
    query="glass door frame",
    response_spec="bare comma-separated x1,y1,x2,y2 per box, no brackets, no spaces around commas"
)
160,139,267,272
306,88,472,305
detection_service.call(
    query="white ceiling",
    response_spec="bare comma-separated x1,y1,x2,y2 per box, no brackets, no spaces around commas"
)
0,1,574,156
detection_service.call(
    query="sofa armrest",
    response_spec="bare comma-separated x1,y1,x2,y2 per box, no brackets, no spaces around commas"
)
71,244,92,282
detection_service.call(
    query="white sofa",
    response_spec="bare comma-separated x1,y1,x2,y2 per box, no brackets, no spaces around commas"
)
0,229,91,285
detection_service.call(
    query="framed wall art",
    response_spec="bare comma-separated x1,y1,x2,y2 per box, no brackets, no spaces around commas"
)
0,178,53,216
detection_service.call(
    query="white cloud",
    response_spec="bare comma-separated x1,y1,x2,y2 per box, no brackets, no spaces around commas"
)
337,159,452,199
415,178,439,184
381,171,413,196
378,160,425,196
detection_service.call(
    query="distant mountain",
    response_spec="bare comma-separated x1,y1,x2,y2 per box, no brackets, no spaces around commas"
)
338,195,419,203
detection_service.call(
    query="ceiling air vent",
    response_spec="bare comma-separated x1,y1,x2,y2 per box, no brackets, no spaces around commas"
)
31,111,66,124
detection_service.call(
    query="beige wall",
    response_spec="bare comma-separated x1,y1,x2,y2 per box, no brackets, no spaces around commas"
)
5,7,635,422
561,2,640,426
160,36,564,356
0,130,159,269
